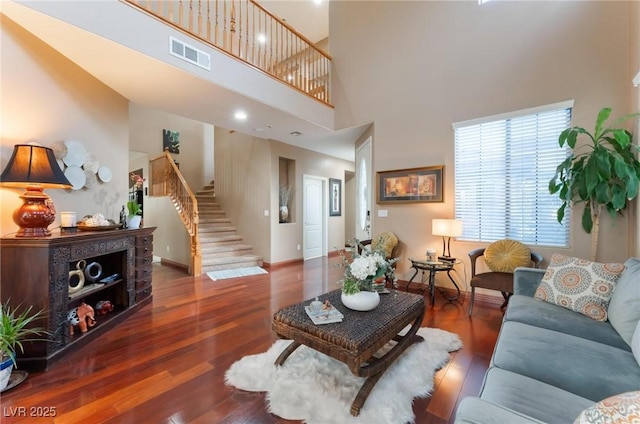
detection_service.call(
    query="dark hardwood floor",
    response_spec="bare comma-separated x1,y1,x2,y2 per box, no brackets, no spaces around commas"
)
1,256,503,424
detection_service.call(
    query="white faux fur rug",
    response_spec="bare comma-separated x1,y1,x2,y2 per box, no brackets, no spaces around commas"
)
225,327,462,424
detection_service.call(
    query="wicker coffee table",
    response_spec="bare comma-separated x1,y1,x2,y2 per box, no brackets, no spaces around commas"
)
272,289,425,416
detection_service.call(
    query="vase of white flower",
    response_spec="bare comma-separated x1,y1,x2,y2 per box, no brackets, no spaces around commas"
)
338,238,398,311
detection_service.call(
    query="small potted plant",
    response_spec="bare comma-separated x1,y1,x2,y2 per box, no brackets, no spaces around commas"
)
127,173,145,229
0,300,48,391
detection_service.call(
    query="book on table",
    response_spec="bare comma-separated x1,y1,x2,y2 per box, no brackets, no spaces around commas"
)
304,305,344,324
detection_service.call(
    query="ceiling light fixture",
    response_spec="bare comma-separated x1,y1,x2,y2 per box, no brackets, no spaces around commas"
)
234,111,247,120
290,131,302,136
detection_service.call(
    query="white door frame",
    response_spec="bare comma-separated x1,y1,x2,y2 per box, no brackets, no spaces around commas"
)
302,174,328,260
355,137,373,241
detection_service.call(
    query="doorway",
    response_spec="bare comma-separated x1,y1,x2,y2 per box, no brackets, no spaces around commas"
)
302,174,327,260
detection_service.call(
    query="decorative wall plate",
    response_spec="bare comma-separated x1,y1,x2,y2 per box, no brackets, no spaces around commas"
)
97,166,112,183
64,165,86,190
62,140,87,167
83,152,100,173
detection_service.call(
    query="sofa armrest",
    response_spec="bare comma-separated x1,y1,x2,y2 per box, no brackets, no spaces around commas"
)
513,267,546,297
455,397,545,424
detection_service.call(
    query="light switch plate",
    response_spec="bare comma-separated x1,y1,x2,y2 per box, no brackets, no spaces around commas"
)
378,210,388,217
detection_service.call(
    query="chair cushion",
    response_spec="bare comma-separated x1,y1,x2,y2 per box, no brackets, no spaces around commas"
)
608,258,640,345
534,253,625,321
574,391,640,424
484,239,531,273
371,232,398,258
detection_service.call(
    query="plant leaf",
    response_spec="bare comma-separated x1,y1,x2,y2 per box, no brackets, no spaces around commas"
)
594,107,612,139
612,129,631,150
557,203,566,223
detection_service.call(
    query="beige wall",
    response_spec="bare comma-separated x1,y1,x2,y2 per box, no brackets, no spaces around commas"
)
214,129,355,264
331,1,634,285
214,128,272,262
631,1,640,258
128,104,214,267
0,15,129,236
269,140,355,263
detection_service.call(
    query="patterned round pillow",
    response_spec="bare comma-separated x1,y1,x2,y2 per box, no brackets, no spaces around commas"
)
574,391,640,424
484,239,531,273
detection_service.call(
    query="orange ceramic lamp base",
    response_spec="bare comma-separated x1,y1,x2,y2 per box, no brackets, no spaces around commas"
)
12,185,56,237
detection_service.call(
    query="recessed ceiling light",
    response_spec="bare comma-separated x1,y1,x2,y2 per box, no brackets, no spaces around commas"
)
234,111,247,120
314,0,323,5
290,131,302,136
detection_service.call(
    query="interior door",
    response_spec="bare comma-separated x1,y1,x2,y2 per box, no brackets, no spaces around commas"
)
303,175,324,260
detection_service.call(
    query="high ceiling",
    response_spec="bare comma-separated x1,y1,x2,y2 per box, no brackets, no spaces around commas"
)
4,0,368,162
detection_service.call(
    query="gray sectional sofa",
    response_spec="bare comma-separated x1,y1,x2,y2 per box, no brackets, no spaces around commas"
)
455,258,640,424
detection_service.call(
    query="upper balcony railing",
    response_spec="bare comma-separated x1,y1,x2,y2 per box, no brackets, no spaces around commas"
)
123,0,332,106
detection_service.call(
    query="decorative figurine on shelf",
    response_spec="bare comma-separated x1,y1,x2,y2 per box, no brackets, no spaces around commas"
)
94,300,114,316
68,302,96,335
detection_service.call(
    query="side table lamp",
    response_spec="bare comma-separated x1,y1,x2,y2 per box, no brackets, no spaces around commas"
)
0,144,72,237
432,218,463,262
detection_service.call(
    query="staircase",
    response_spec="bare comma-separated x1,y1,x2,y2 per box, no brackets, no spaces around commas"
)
196,183,263,273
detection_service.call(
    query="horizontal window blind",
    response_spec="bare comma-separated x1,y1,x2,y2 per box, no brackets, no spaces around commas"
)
454,105,572,247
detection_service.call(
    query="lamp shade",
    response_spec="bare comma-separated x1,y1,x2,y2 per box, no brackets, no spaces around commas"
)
0,144,71,188
432,219,463,237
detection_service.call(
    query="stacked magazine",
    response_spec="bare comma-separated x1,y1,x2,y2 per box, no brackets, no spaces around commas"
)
304,304,344,325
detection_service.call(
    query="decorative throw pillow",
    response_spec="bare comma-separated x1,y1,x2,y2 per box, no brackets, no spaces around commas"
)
607,258,640,345
484,239,531,273
372,232,398,258
534,254,625,321
574,391,640,424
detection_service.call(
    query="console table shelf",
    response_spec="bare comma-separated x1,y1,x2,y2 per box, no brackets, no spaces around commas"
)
0,227,155,371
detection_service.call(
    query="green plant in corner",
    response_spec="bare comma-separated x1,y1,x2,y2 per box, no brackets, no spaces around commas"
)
0,300,49,367
549,107,640,261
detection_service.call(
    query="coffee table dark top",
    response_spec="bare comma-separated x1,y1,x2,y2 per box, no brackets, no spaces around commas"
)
272,289,424,357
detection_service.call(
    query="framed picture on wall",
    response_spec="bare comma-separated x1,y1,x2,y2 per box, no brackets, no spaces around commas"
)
163,129,180,154
329,178,342,216
376,165,444,204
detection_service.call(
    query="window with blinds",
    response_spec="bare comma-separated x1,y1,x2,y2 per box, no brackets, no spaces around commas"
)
453,102,573,247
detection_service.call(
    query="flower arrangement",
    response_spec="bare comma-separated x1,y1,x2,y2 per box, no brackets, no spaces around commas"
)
338,238,399,295
127,173,145,217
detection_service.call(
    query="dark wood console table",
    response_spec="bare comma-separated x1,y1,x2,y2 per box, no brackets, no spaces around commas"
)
0,227,155,371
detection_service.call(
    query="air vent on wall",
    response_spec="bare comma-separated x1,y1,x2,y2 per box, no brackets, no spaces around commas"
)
169,36,211,71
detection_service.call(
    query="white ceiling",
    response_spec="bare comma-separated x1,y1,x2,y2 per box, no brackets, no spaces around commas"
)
3,0,367,162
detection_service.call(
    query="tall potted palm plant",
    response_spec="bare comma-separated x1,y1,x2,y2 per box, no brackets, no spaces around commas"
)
549,107,640,261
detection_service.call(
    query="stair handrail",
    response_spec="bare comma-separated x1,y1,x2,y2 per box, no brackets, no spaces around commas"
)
150,150,202,276
122,0,332,105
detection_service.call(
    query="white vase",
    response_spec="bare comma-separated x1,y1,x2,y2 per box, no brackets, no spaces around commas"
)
127,215,142,229
279,206,289,223
341,290,380,311
0,356,13,391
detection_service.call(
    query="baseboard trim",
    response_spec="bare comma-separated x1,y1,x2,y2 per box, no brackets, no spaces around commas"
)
160,258,189,272
262,258,303,269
